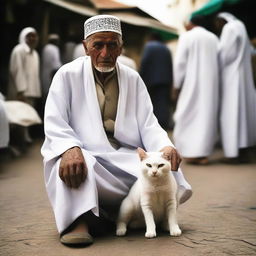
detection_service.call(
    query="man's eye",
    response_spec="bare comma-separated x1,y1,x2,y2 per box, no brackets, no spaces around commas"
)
93,43,104,50
108,42,118,49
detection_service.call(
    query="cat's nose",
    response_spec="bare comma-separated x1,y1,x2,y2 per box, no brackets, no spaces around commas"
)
152,170,157,176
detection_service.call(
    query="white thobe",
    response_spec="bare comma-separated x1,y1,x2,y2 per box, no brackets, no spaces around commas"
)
173,27,219,157
9,43,41,99
73,43,85,60
41,43,62,97
218,19,256,157
41,56,191,233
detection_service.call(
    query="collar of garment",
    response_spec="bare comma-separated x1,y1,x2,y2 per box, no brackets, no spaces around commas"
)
93,66,116,88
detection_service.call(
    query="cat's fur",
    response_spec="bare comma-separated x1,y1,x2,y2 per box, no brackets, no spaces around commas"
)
116,148,181,238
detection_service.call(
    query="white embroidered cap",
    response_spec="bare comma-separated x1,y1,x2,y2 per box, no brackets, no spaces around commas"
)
84,15,122,39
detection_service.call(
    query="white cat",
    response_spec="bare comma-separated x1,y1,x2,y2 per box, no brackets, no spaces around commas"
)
116,148,181,238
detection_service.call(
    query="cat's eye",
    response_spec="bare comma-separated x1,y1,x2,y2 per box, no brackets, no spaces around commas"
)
158,164,164,168
146,163,152,168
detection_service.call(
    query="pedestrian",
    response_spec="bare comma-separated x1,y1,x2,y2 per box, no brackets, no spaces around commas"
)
41,15,192,247
172,15,219,165
140,32,173,130
62,33,76,63
214,12,256,161
73,43,85,59
41,34,62,101
8,27,41,108
8,27,41,143
118,48,137,70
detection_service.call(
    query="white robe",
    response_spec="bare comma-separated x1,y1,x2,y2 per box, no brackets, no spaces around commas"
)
41,43,62,97
173,27,219,157
9,43,41,99
218,19,256,157
41,56,191,233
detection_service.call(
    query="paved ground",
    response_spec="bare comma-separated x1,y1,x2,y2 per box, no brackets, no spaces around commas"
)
0,139,256,256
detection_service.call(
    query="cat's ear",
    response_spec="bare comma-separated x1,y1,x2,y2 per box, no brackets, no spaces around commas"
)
137,147,147,161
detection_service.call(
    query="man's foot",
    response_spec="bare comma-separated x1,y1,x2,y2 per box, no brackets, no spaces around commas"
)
177,186,193,205
185,157,209,165
60,216,93,247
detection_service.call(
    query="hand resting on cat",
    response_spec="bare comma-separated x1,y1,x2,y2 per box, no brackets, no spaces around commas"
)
116,148,181,238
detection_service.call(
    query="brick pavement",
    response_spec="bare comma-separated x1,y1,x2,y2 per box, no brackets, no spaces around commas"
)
0,140,256,256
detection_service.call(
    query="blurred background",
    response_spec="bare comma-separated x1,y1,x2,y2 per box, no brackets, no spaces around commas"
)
0,0,256,156
1,0,255,95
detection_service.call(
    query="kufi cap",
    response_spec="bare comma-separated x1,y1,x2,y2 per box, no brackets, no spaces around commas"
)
84,15,122,39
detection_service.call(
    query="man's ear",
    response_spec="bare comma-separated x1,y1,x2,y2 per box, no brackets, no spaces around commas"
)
82,40,89,55
137,147,147,161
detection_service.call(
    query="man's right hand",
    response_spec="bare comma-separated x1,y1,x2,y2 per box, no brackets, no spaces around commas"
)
59,146,87,188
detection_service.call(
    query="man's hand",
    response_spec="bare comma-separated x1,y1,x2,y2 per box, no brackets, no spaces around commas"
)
160,146,182,171
59,147,87,188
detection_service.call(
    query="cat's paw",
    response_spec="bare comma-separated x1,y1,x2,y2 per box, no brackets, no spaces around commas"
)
145,230,156,238
116,227,127,236
170,225,182,237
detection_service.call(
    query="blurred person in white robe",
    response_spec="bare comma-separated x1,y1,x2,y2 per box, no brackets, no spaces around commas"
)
118,48,137,70
215,12,256,161
173,15,219,165
41,15,192,247
8,27,41,107
73,43,85,59
8,27,41,142
41,34,62,101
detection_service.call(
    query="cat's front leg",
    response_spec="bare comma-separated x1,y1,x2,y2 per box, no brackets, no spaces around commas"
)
167,199,182,237
141,199,156,238
116,198,133,236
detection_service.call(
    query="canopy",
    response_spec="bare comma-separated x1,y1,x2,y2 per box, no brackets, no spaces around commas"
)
44,0,178,40
192,0,241,17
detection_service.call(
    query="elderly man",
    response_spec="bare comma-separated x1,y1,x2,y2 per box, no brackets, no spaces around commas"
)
41,15,192,247
215,12,256,160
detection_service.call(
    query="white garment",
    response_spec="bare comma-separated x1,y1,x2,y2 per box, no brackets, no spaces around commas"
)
173,27,219,157
0,97,9,148
41,43,62,97
41,56,191,233
218,17,256,157
2,101,42,127
9,43,41,98
118,55,137,70
73,43,85,60
62,41,76,63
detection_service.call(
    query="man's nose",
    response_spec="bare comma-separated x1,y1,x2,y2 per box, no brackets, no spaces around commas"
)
100,45,110,58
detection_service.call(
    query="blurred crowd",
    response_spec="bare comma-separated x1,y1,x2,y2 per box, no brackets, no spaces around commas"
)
0,12,256,164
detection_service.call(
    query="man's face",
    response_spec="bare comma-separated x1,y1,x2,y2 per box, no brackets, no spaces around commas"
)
26,32,38,49
83,32,122,72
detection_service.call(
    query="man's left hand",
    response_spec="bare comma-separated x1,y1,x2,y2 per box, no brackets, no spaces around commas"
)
160,146,182,171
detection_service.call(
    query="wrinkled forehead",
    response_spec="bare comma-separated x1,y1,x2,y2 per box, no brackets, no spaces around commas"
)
87,31,121,42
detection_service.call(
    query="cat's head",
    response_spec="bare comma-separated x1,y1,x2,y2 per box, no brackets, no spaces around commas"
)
137,148,171,179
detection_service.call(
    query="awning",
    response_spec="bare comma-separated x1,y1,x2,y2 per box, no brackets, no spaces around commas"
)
192,0,241,17
43,0,178,39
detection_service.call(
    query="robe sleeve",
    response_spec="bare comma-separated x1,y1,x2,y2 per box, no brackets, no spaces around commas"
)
218,24,239,66
136,77,174,151
174,34,189,89
9,47,27,93
43,69,83,160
